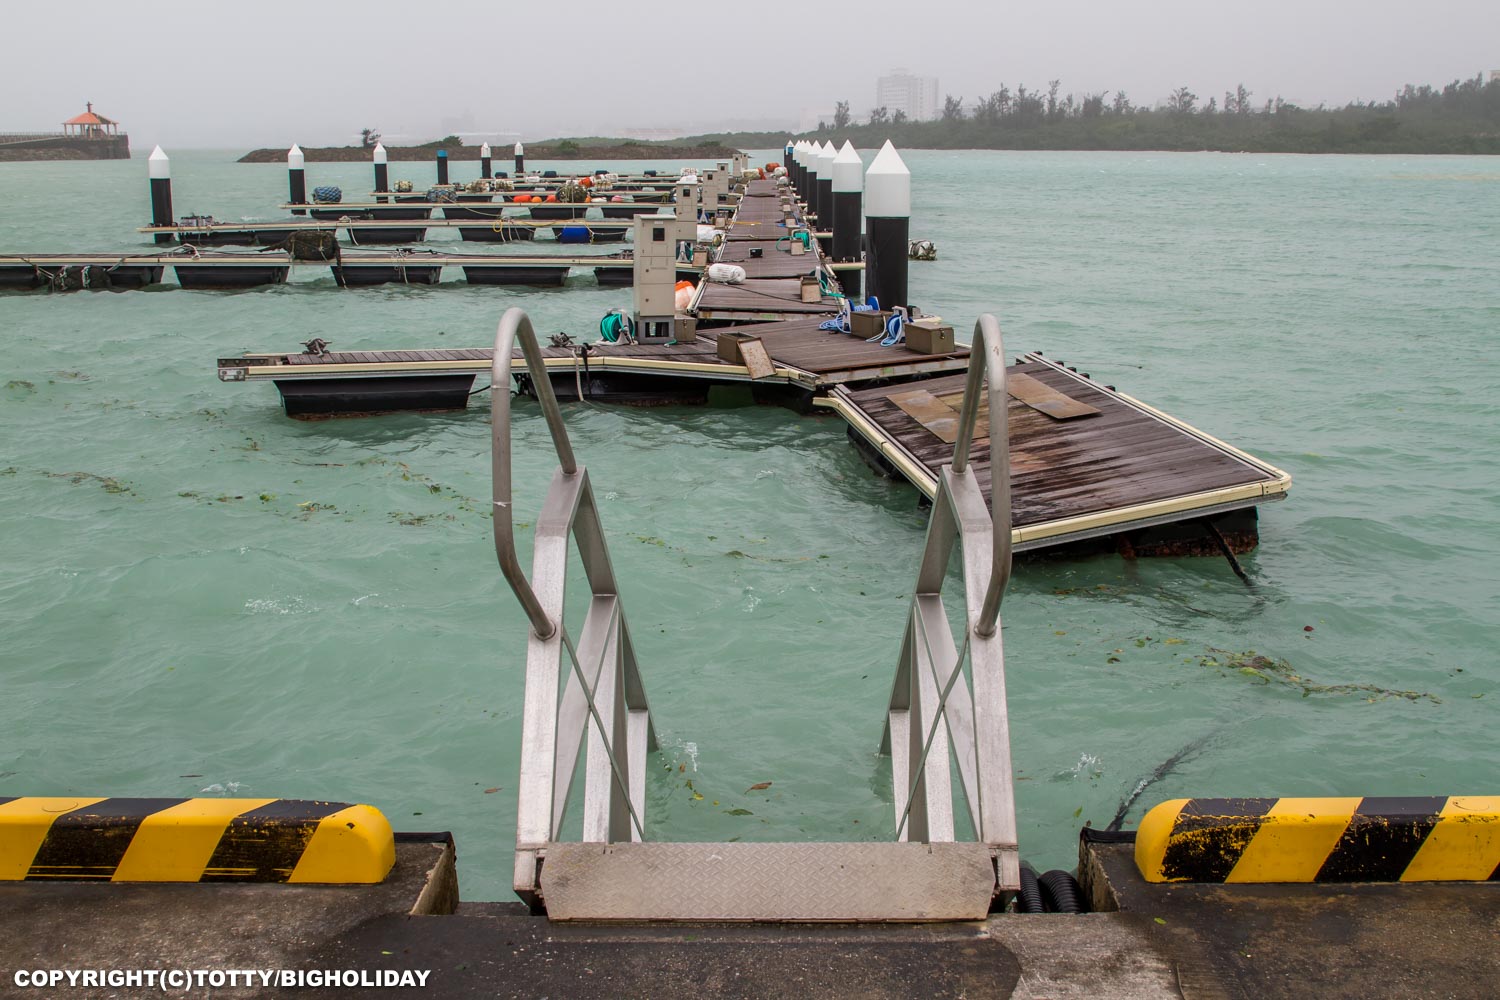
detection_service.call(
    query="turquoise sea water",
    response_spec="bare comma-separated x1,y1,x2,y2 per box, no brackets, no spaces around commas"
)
2,149,1497,900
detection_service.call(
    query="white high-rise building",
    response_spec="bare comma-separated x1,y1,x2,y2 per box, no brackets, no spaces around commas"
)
876,69,940,122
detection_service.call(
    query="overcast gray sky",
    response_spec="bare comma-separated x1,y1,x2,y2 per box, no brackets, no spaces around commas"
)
4,0,1496,148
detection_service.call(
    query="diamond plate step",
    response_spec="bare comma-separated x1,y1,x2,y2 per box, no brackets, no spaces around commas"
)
539,842,998,922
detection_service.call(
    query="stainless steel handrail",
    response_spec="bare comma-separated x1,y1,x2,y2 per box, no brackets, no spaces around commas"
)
492,306,578,639
951,314,1012,637
894,611,972,842
559,624,646,841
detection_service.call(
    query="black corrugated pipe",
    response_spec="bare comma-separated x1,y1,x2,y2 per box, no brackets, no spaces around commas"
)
1016,862,1046,913
1039,869,1085,913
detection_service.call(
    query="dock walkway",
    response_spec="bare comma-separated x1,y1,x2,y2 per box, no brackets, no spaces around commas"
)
695,177,847,320
825,355,1289,550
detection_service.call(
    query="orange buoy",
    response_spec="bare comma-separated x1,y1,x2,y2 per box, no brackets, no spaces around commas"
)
545,194,558,202
579,175,594,188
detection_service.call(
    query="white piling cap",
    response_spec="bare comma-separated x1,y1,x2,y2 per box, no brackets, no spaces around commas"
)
480,142,491,157
514,142,524,155
148,145,170,179
785,138,794,151
816,143,835,178
372,142,387,164
865,140,910,218
832,141,863,193
288,144,304,169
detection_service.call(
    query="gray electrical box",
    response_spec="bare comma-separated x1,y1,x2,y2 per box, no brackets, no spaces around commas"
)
674,181,700,223
633,213,694,344
700,170,721,218
702,166,731,217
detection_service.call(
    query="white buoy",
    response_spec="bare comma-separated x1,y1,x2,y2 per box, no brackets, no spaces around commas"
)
864,140,911,310
831,141,864,294
148,144,170,179
815,142,836,227
148,146,173,242
373,142,389,201
287,144,307,214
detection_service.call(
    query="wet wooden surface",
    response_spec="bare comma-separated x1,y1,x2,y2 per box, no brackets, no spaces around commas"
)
278,341,726,367
842,361,1279,527
703,317,968,375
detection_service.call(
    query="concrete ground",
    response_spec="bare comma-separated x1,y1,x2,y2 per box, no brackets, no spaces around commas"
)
2,835,1497,998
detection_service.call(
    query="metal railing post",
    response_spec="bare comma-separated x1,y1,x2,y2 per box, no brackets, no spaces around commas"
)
952,314,1011,637
881,314,1018,892
495,307,659,904
492,307,577,639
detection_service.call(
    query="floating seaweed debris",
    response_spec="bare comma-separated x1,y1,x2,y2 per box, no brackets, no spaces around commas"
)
1194,647,1439,703
45,470,133,495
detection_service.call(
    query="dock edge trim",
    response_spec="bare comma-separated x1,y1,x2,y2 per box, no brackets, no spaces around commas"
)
1135,796,1500,883
0,797,394,884
821,386,1289,550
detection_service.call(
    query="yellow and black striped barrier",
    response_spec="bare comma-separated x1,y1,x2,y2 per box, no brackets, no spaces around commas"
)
0,797,394,883
1136,796,1500,883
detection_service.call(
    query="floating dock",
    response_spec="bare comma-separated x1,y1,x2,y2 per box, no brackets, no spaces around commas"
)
215,175,1289,554
137,217,639,246
283,199,675,219
824,354,1290,551
217,323,967,412
0,250,729,291
1,250,862,291
692,178,843,321
218,340,1286,552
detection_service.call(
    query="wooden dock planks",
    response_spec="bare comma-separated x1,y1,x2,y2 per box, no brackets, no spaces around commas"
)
696,277,841,315
835,358,1289,540
693,177,847,317
701,318,969,380
220,320,970,394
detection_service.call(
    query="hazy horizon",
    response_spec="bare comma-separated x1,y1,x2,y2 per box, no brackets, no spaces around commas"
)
4,0,1497,149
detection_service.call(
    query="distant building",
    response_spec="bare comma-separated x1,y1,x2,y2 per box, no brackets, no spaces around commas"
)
439,111,476,137
800,108,838,132
1491,70,1500,84
876,69,939,122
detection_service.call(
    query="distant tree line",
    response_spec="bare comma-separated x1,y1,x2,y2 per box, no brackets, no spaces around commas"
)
780,74,1500,154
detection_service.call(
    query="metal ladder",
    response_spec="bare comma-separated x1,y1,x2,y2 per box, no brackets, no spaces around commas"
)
493,308,1018,921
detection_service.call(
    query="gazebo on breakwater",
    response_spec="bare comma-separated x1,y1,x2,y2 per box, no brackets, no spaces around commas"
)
62,103,122,139
0,102,132,159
